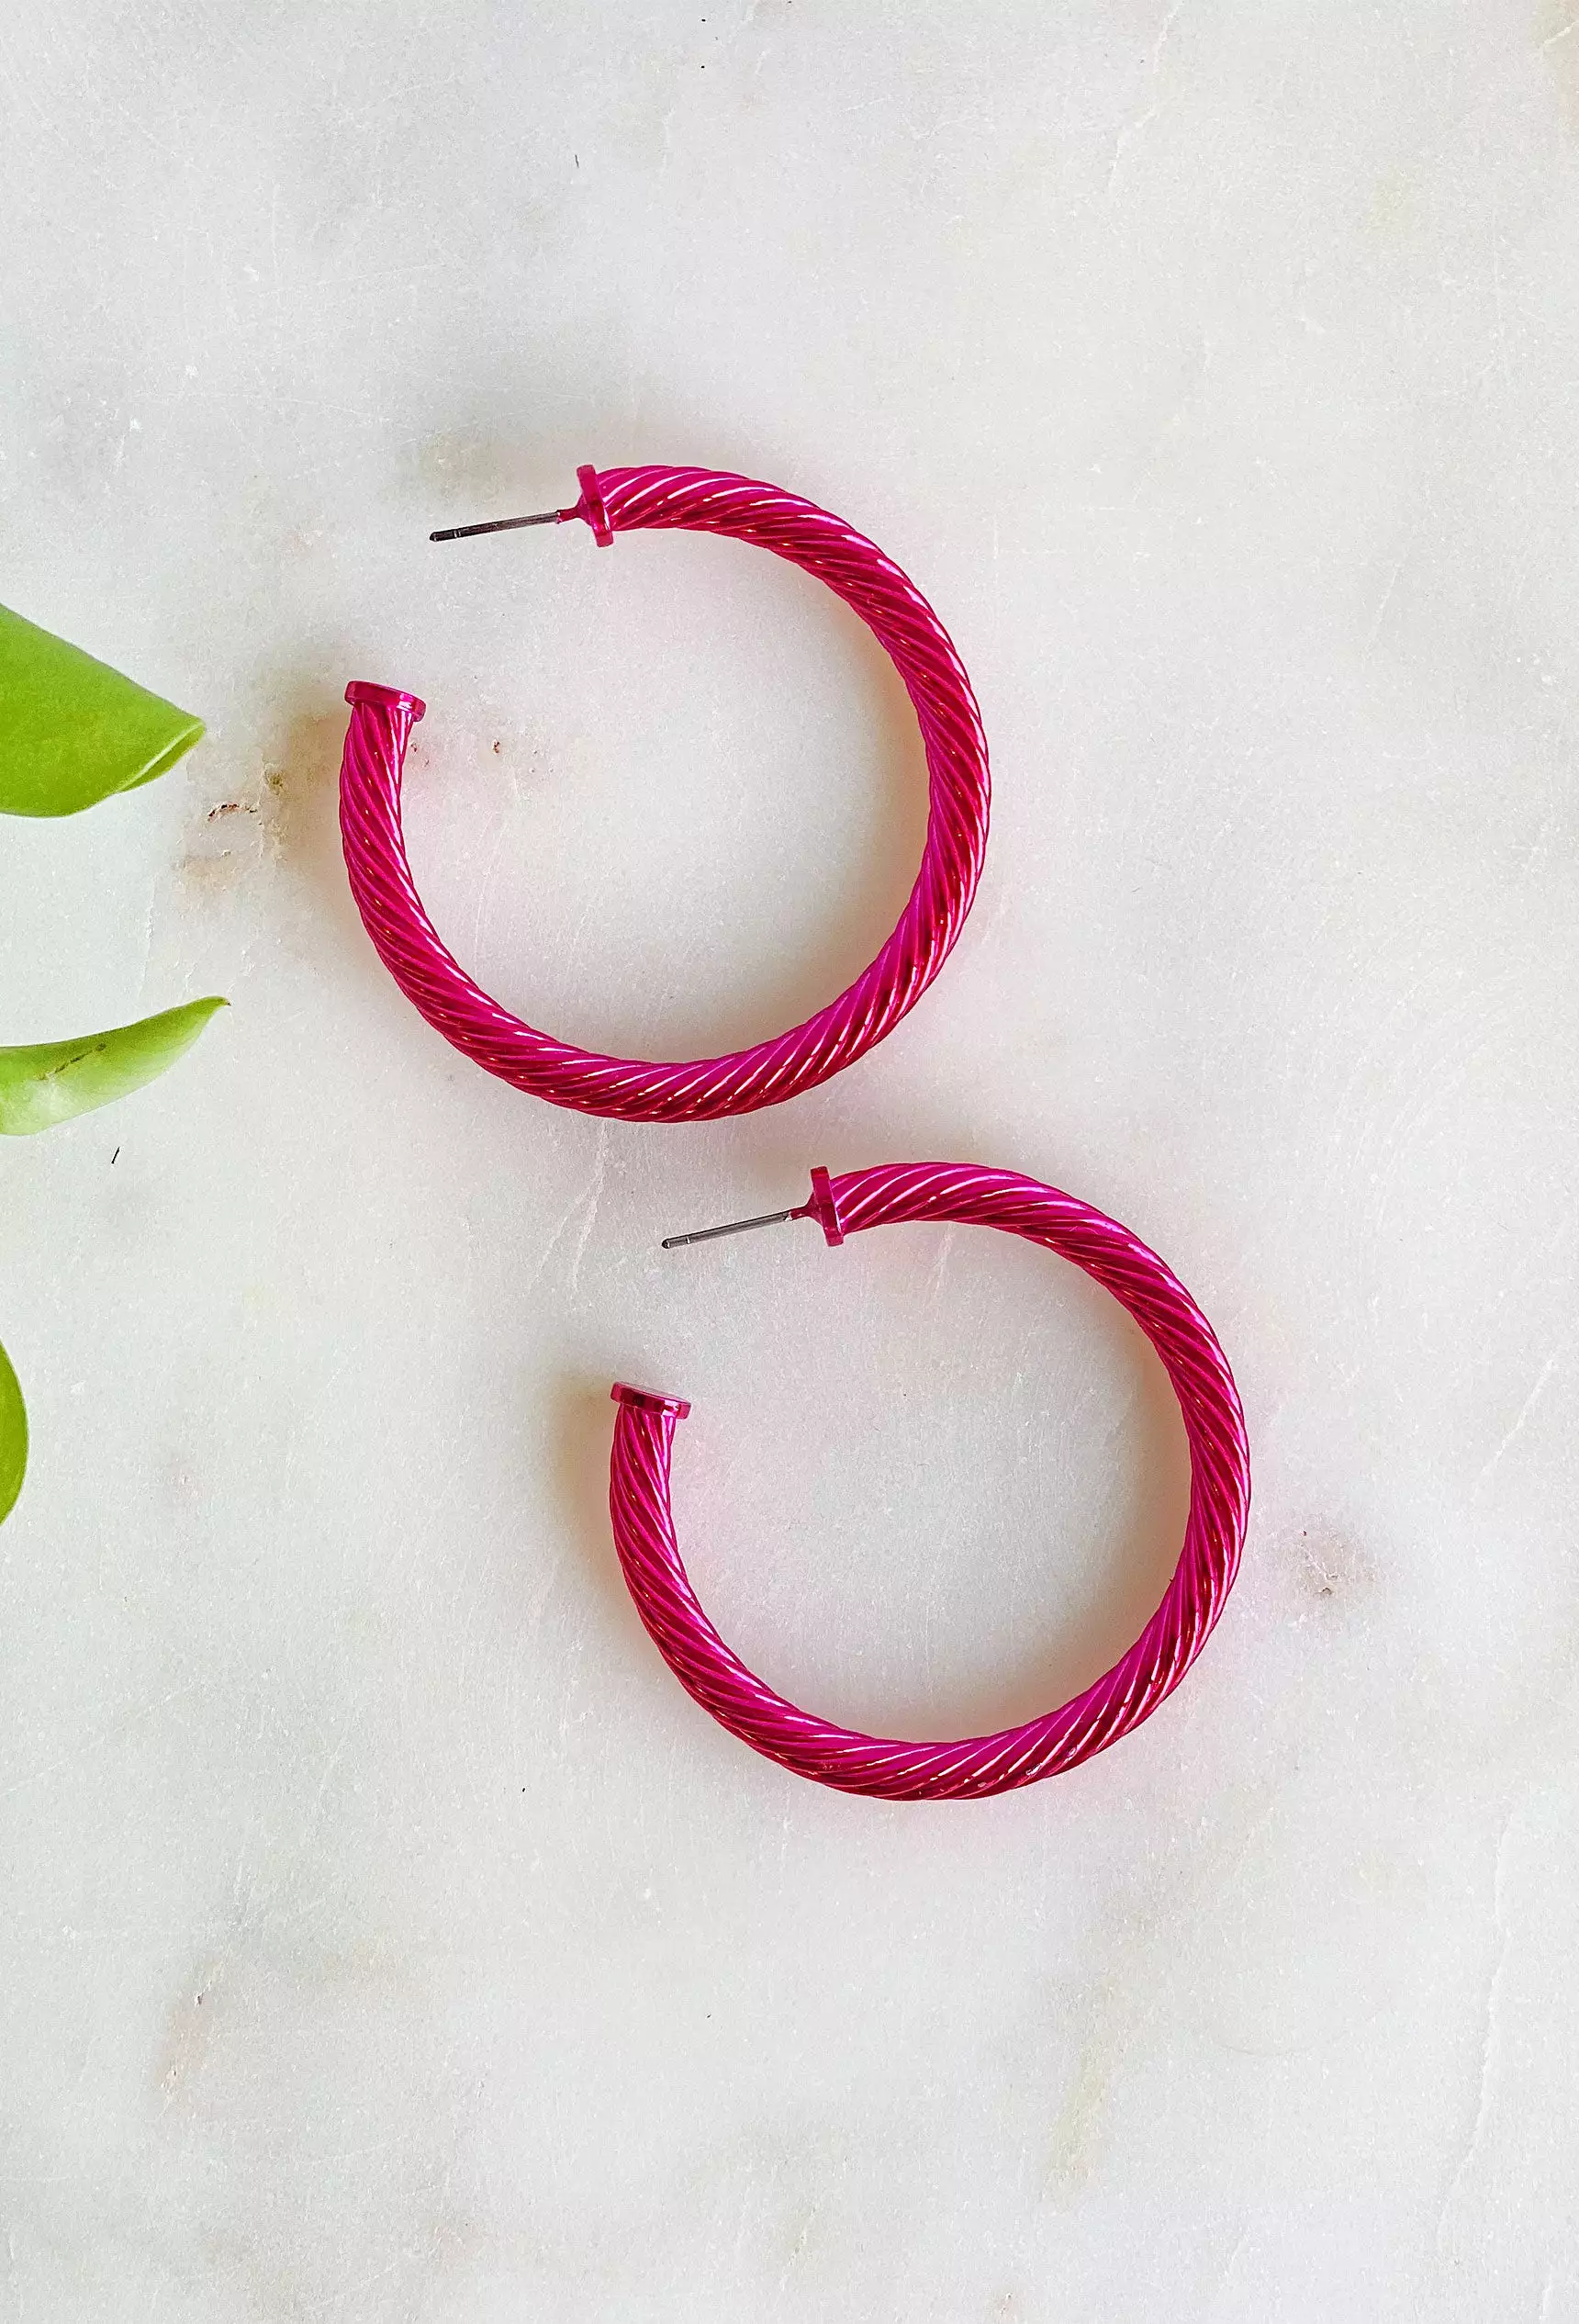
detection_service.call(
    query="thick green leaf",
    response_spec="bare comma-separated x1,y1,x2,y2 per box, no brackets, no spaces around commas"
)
0,602,204,816
0,996,227,1136
0,1336,24,1525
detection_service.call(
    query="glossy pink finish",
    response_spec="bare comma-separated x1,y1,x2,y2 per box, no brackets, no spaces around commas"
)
609,1164,1251,1802
339,464,991,1122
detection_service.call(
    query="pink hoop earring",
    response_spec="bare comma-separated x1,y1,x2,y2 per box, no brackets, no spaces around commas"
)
339,465,991,1123
609,1164,1250,1802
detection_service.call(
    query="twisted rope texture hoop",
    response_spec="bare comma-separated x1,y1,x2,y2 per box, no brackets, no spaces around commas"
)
609,1164,1251,1801
339,464,991,1122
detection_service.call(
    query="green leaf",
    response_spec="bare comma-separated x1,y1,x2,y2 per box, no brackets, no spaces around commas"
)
0,602,204,816
0,996,228,1136
0,1336,24,1525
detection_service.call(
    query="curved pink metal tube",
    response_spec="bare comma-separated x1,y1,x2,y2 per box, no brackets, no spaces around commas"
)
609,1163,1251,1801
339,464,991,1123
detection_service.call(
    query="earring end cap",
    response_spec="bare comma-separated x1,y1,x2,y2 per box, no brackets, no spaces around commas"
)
345,680,427,722
611,1383,691,1420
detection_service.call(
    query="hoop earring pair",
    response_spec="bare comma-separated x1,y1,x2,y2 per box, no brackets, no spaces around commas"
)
340,463,1249,1800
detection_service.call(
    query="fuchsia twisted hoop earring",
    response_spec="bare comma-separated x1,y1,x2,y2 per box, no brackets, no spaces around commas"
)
339,464,991,1122
609,1163,1250,1802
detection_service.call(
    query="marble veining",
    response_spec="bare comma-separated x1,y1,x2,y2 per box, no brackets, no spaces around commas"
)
1,3,1575,2317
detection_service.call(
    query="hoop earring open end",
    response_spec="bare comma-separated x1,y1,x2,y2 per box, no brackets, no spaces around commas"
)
344,681,425,723
610,1385,691,1420
609,1164,1250,1802
340,463,991,1124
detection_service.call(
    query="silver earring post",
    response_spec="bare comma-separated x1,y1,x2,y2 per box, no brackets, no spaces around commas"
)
660,1204,814,1252
429,510,566,543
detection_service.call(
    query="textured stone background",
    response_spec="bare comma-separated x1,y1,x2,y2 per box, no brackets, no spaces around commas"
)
1,3,1575,2317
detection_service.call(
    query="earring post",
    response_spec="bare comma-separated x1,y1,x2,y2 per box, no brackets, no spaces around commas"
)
429,511,567,543
660,1205,812,1252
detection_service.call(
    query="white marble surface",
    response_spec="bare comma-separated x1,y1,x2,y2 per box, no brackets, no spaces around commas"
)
2,3,1576,2316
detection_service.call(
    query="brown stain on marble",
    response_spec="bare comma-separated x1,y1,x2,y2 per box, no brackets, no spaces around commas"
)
1364,162,1427,248
152,1959,227,2110
175,706,355,918
175,847,245,893
1044,2018,1114,2202
151,1945,476,2318
1293,1527,1375,1614
405,427,540,513
1536,0,1579,132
